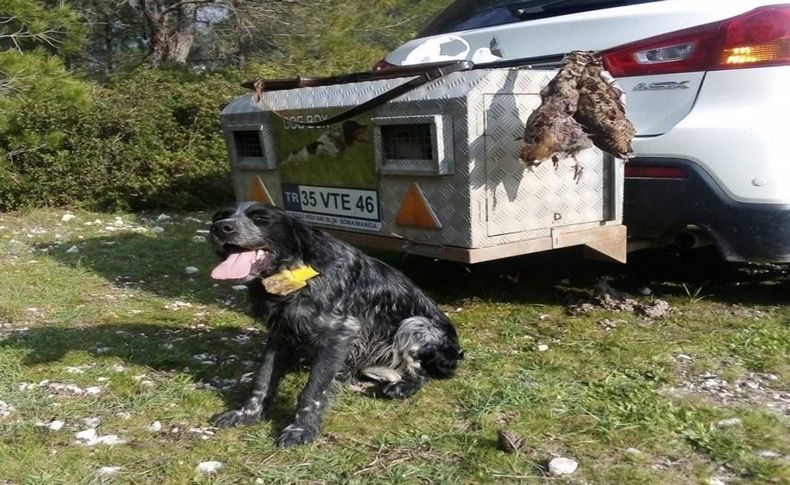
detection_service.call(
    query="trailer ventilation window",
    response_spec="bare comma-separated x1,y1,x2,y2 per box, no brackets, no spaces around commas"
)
374,115,453,176
381,124,434,161
233,130,264,158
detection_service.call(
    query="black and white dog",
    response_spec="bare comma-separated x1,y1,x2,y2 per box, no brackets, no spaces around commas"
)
208,202,462,447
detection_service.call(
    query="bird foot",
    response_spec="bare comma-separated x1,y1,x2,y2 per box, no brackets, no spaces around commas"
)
573,163,584,183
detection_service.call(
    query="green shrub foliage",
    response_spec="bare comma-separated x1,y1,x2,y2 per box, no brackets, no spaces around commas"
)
0,0,453,211
1,68,242,211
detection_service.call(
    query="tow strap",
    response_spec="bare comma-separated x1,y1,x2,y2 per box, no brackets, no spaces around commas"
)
249,60,474,128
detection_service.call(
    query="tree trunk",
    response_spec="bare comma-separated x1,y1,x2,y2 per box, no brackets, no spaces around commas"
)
104,15,114,73
140,1,197,67
147,25,194,66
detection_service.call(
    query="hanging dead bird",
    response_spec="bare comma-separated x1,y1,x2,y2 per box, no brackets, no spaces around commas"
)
519,51,635,181
574,54,636,158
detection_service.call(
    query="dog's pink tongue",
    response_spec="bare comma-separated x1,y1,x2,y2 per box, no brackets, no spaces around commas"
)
211,251,257,280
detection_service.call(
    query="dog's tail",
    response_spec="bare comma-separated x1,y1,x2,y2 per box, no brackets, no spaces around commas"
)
391,315,463,379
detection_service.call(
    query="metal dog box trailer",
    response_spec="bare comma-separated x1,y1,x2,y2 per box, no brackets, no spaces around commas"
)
220,63,627,263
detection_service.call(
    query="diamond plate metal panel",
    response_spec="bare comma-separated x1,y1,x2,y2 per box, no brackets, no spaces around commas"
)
483,93,605,236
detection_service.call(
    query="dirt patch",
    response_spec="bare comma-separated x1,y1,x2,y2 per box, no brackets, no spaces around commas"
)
661,370,789,416
567,279,673,320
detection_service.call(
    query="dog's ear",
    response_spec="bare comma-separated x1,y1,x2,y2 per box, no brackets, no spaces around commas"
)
287,215,312,259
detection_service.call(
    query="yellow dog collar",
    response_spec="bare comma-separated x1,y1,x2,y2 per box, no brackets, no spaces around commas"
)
262,266,320,296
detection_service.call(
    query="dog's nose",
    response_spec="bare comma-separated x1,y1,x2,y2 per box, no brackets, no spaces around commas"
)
211,220,237,237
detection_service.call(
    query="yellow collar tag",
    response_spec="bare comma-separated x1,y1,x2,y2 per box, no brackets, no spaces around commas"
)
262,266,320,296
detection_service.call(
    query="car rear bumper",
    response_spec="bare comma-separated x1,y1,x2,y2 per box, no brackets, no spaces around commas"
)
624,158,790,263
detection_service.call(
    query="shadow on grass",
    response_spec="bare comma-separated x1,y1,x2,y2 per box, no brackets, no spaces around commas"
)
0,321,299,433
43,228,789,309
39,231,224,308
397,246,789,307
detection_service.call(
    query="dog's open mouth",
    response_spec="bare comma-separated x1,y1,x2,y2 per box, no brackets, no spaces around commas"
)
211,246,272,280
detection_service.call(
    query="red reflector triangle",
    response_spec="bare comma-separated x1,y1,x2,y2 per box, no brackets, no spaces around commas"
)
248,176,274,205
395,183,441,230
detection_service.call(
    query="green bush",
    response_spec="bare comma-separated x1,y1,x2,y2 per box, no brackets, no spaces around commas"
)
1,68,243,211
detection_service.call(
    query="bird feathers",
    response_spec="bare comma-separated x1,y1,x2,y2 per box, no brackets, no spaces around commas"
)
519,51,635,178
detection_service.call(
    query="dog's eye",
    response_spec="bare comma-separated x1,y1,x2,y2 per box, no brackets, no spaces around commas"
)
250,213,270,224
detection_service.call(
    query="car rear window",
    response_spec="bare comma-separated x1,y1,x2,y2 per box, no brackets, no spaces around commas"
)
420,0,666,36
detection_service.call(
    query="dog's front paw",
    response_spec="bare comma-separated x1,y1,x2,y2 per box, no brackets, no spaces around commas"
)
276,423,318,447
212,409,261,428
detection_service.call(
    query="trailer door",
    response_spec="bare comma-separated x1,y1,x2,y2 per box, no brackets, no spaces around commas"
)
484,93,607,237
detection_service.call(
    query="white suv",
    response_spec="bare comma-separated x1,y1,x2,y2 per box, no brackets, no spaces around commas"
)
378,0,790,263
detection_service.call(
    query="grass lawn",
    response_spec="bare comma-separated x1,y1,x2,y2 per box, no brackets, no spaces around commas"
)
0,209,787,484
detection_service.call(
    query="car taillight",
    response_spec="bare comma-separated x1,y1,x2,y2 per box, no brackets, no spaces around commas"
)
625,166,687,179
603,5,790,77
372,58,397,71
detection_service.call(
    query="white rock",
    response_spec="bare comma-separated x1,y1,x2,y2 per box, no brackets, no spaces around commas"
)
716,417,742,428
47,420,65,431
707,478,727,485
165,300,192,310
156,213,171,221
152,226,165,234
0,400,15,418
75,428,98,442
192,235,206,243
147,421,162,432
65,366,85,374
75,428,127,446
625,447,641,455
184,266,199,275
95,435,126,445
61,214,76,222
639,287,653,296
81,417,101,427
97,467,123,476
232,285,248,292
66,245,80,254
232,334,251,345
196,461,224,474
46,382,85,395
85,386,103,395
113,218,124,227
755,450,780,458
548,457,578,476
195,229,210,235
112,364,126,372
537,344,549,352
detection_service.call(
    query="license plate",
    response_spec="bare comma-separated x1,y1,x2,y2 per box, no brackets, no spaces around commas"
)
282,184,382,232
